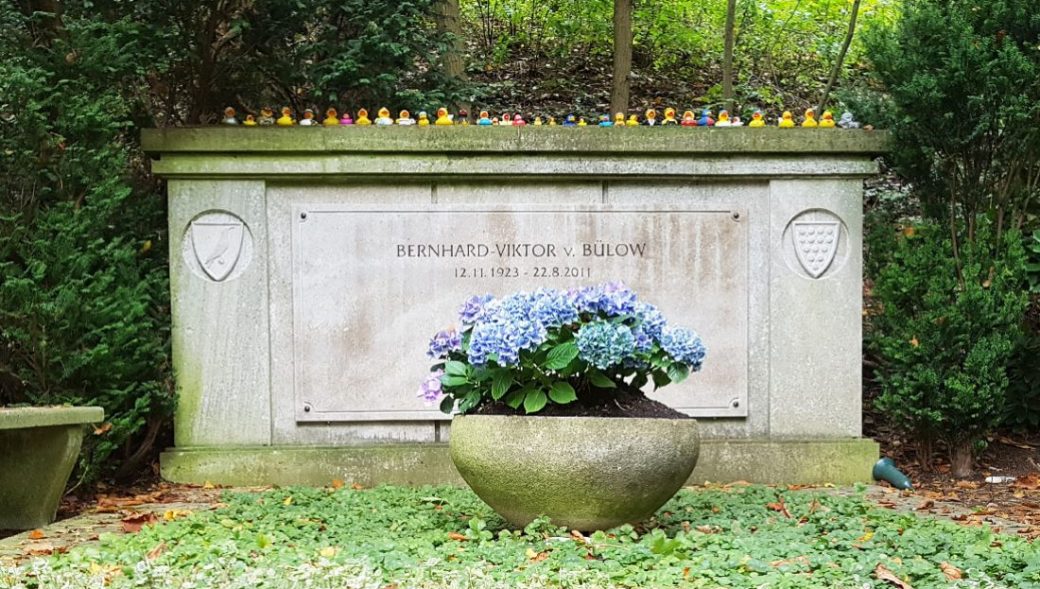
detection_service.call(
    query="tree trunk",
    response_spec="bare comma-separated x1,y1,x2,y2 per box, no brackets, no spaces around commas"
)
610,0,633,116
916,437,935,472
817,0,861,115
949,441,975,479
721,0,737,112
435,0,469,112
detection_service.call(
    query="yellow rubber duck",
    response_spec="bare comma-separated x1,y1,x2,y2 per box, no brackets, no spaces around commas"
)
715,110,732,127
577,117,587,127
547,116,557,126
417,111,430,126
396,110,415,125
434,107,452,126
626,114,639,127
801,108,818,128
323,108,339,126
662,107,679,126
748,110,766,127
819,111,836,128
778,111,795,128
614,112,625,126
375,107,394,126
355,108,372,126
533,116,543,126
243,114,257,126
680,110,696,127
276,107,295,126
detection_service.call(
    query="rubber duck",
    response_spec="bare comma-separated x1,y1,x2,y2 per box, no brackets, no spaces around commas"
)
476,110,492,126
577,117,588,127
748,110,766,127
355,108,371,125
662,107,679,126
626,114,639,127
498,114,509,126
598,114,613,127
299,109,318,126
819,111,836,128
778,111,795,128
339,111,354,125
258,107,276,126
243,114,257,126
801,108,818,128
513,114,526,126
434,107,452,126
417,111,430,126
548,116,557,126
730,116,744,127
839,112,860,129
491,117,500,125
456,109,468,125
221,106,239,125
563,114,577,127
614,112,625,126
533,116,543,126
323,108,339,126
697,108,715,127
715,110,732,127
396,110,415,125
681,110,697,127
644,109,659,126
374,107,393,126
276,107,295,126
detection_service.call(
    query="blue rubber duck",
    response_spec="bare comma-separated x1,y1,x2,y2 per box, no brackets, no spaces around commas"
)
562,114,577,127
697,108,715,127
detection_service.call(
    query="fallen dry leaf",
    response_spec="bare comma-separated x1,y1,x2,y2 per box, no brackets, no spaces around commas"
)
27,529,45,540
93,422,113,435
202,481,215,489
771,555,810,568
955,480,979,490
330,479,345,490
282,496,293,506
121,512,158,533
447,532,467,541
875,563,913,588
319,546,338,558
766,498,792,518
23,542,56,556
145,541,166,561
351,483,364,491
525,548,549,562
940,562,963,581
915,500,935,511
163,509,192,522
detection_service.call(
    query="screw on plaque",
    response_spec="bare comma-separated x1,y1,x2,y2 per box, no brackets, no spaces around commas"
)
731,211,741,221
303,403,312,413
731,399,740,408
300,211,308,220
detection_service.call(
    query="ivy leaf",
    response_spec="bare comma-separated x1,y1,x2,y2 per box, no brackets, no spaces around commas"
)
548,381,577,404
445,361,468,377
587,369,616,389
544,342,579,370
666,363,690,384
491,371,512,400
523,389,548,413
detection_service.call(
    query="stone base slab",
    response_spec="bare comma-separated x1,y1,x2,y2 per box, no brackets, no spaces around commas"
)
161,438,879,487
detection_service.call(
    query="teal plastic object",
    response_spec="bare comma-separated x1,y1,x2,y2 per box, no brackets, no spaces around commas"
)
872,457,913,490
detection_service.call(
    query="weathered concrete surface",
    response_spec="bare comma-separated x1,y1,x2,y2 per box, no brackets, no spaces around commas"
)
0,407,103,530
450,415,700,530
160,437,878,488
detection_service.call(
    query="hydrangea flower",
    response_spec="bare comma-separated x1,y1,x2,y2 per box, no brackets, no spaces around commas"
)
458,294,495,325
467,303,548,367
417,370,444,404
568,282,638,316
426,329,461,359
660,326,707,371
634,302,666,340
576,321,636,370
530,288,579,328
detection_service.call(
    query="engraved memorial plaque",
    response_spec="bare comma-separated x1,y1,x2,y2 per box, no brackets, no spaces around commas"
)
291,204,749,421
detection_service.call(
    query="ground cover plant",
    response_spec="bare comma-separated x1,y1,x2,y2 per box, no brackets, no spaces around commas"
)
3,484,1039,588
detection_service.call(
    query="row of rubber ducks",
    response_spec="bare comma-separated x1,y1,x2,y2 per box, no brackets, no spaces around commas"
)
221,106,863,129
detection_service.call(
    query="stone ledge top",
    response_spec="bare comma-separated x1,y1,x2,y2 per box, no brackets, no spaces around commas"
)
0,406,105,430
142,126,889,156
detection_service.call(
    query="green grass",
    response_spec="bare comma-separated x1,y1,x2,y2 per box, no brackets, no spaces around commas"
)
3,485,1039,588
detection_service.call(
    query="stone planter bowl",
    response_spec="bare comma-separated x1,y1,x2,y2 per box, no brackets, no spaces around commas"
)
450,414,699,531
0,406,103,530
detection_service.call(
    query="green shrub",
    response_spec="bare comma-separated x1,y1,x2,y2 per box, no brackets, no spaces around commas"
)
868,223,1027,476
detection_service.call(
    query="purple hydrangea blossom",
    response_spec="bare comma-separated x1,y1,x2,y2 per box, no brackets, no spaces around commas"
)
458,294,495,326
530,288,579,328
576,321,636,370
660,326,707,371
634,302,666,340
417,369,445,404
568,282,638,316
467,301,548,367
426,329,462,359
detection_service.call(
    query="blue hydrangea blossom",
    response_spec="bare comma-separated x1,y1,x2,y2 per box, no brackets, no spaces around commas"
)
575,321,637,370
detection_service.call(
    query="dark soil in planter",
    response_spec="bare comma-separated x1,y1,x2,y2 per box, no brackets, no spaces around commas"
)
472,384,692,419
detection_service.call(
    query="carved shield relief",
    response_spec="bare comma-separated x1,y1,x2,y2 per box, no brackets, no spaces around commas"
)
791,221,840,279
183,211,252,282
